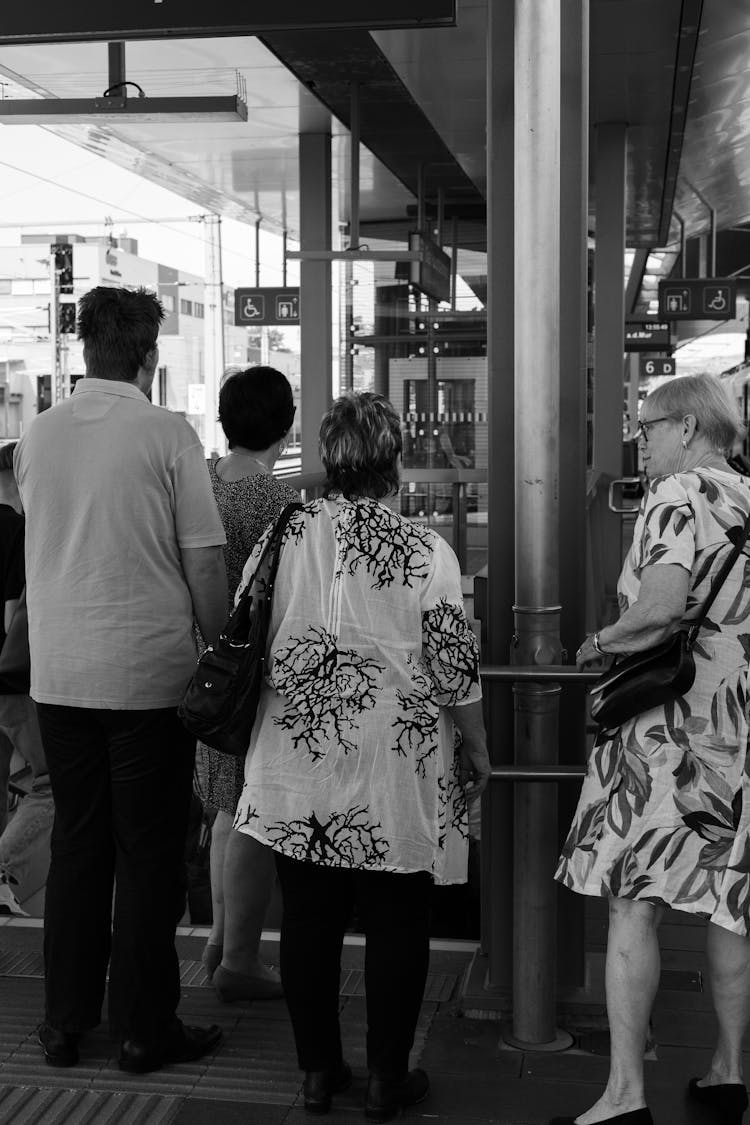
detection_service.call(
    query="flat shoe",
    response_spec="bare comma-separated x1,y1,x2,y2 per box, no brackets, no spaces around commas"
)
549,1110,653,1125
38,1022,80,1067
303,1060,352,1114
119,1022,222,1073
212,963,283,1002
365,1068,429,1123
688,1078,748,1122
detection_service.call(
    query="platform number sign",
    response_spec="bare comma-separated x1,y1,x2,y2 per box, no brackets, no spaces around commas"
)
639,356,676,378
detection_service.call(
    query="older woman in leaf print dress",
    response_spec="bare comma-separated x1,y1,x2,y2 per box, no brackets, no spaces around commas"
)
232,391,490,1122
553,374,750,1125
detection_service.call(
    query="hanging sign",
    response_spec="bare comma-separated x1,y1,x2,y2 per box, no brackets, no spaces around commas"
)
658,279,737,321
234,288,300,327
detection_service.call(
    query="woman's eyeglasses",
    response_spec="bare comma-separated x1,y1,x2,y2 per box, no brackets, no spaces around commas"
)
635,416,673,443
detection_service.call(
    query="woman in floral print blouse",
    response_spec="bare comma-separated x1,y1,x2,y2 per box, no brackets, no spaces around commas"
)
233,391,490,1121
555,375,750,1125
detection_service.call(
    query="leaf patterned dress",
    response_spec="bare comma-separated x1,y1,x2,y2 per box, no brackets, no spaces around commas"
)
556,468,750,935
232,497,482,885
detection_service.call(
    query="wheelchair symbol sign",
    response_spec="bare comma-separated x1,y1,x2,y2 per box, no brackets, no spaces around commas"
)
704,286,728,314
242,295,265,320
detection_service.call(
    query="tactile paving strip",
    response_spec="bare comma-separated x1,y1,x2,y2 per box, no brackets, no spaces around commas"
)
0,950,459,1003
0,1086,179,1125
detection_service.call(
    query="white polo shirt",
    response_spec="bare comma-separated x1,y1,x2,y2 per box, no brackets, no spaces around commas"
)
15,378,226,709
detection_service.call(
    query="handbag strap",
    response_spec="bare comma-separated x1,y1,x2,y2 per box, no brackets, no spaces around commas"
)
687,508,750,644
236,501,303,607
261,501,304,596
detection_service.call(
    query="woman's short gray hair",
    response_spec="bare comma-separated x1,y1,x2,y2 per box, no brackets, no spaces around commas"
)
646,373,746,451
319,391,402,500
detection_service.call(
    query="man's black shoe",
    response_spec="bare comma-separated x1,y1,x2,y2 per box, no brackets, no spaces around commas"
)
38,1022,81,1067
365,1068,429,1122
119,1022,222,1074
303,1060,353,1113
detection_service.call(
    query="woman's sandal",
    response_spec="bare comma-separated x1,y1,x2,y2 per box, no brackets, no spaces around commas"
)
549,1109,653,1125
688,1078,748,1125
212,963,283,1002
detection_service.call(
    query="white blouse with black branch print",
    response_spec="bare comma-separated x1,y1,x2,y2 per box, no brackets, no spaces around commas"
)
233,497,482,885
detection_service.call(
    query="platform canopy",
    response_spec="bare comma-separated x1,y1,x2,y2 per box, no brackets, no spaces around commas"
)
0,1,746,305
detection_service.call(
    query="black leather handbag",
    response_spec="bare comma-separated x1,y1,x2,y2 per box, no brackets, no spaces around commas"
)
178,502,302,757
591,511,750,729
0,586,30,695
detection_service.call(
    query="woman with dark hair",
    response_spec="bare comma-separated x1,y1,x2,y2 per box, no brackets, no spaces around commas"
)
195,365,300,1002
233,391,490,1121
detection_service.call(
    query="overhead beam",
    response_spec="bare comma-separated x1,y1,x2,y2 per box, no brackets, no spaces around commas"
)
0,1,456,44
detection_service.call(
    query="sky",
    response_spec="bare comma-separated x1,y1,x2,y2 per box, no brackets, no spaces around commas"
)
0,123,287,289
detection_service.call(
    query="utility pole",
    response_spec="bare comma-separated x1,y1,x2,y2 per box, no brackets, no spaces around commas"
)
203,214,225,456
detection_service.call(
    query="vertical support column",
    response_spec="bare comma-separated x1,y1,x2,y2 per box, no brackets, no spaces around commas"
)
299,132,332,473
509,0,565,1048
203,214,225,457
593,123,627,603
483,0,516,988
556,0,589,991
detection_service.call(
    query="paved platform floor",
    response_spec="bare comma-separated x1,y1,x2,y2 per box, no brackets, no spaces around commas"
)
0,912,745,1125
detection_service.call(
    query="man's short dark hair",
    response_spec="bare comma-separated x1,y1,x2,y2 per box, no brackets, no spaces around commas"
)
218,366,295,450
77,286,164,382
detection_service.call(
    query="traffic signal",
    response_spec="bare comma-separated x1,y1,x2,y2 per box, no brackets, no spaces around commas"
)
59,302,77,334
37,375,52,414
52,242,73,293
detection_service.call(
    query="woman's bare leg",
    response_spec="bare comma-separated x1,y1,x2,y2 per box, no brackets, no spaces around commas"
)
574,897,661,1124
206,810,232,951
220,829,278,980
697,922,750,1087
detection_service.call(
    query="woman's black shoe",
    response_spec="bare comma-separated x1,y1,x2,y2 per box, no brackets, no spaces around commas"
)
302,1061,352,1114
365,1068,429,1123
688,1078,748,1123
549,1110,653,1125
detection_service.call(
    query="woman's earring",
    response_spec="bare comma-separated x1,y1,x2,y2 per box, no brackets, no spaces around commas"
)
682,438,688,448
279,436,288,455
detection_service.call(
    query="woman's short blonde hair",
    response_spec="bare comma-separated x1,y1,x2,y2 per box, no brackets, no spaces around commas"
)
319,391,402,500
646,373,746,452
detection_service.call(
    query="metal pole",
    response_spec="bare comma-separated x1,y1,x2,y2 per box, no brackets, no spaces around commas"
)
674,211,686,277
349,82,360,251
282,230,288,287
511,0,566,1050
107,42,126,96
255,219,261,287
450,214,459,311
203,215,225,456
49,250,59,407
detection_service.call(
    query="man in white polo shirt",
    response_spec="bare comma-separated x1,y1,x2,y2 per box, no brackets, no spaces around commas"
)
15,286,228,1074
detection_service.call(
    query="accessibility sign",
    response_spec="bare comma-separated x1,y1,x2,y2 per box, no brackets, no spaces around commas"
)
658,278,737,321
234,287,300,327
